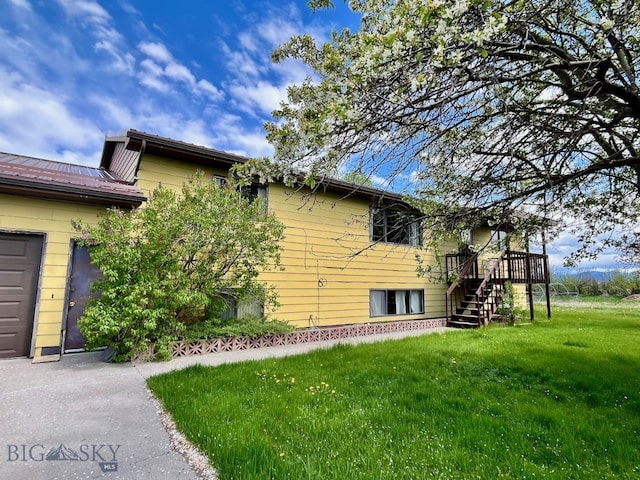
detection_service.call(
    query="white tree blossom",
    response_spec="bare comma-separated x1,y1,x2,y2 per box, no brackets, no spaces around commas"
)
266,0,640,263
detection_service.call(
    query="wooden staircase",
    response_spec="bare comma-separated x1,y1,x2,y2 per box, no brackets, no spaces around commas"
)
448,280,483,328
446,250,508,328
445,247,551,328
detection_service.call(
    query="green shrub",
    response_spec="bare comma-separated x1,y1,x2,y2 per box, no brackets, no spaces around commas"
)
73,172,284,362
496,281,527,325
605,270,640,297
182,316,294,343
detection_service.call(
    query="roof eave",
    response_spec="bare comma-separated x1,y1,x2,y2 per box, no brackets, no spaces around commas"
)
124,129,247,169
116,129,410,206
0,179,146,207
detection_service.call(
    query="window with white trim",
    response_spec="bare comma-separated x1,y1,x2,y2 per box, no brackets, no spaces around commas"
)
369,289,424,317
371,208,422,246
212,175,227,188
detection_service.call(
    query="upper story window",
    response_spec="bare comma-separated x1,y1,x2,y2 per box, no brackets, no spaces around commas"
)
212,175,227,189
371,207,422,246
240,183,267,204
490,229,509,249
212,175,268,210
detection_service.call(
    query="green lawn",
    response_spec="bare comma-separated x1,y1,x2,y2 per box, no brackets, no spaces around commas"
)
147,300,640,479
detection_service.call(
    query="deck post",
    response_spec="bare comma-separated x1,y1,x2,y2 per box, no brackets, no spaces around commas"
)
525,244,534,322
542,241,552,319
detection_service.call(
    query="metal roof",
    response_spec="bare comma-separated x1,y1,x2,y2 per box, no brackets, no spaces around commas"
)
0,152,146,206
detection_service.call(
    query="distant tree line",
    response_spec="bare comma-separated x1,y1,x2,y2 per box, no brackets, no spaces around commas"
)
554,271,640,297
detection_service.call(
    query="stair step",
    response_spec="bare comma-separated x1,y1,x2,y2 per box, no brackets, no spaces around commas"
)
453,313,483,321
447,320,481,329
456,307,479,315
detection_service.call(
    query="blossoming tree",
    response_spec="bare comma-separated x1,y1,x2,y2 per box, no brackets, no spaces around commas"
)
266,0,639,263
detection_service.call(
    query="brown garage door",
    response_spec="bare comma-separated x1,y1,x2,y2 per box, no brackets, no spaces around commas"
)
0,233,43,358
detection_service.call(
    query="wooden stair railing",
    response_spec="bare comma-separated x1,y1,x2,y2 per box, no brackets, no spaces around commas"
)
472,249,509,326
446,249,508,328
445,252,480,325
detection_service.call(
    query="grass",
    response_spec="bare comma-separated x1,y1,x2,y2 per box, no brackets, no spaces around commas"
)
147,299,640,479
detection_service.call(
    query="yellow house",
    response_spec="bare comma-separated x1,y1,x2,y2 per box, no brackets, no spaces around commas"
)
100,131,451,327
0,130,550,363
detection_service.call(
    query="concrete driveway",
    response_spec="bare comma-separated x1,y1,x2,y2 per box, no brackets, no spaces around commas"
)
0,327,448,479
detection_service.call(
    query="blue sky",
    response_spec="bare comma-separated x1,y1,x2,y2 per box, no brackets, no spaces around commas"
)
0,0,626,271
0,0,356,164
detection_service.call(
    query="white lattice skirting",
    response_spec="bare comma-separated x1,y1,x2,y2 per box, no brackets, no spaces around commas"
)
173,318,447,358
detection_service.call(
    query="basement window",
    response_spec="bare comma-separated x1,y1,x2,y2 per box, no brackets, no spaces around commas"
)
218,294,264,321
369,289,424,317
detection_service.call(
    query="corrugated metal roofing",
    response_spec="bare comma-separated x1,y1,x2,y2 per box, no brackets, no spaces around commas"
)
0,151,146,206
0,153,109,177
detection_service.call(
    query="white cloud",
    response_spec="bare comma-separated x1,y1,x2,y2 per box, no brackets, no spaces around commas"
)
229,81,288,115
54,0,136,78
270,58,313,84
0,1,341,167
138,41,173,63
137,41,223,100
56,0,111,24
95,40,136,74
541,229,625,271
8,0,32,11
258,21,297,47
237,32,259,52
223,131,273,158
218,8,318,123
138,75,170,93
165,63,196,84
197,79,222,99
221,44,263,77
89,95,136,128
118,1,140,16
0,67,104,165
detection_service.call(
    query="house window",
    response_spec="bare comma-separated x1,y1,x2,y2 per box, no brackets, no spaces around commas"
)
240,183,267,204
220,294,237,321
370,289,424,317
241,183,268,215
211,175,268,212
218,294,264,321
212,175,227,188
371,208,422,246
490,229,509,249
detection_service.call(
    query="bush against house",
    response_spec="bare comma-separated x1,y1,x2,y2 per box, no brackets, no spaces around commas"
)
73,172,285,361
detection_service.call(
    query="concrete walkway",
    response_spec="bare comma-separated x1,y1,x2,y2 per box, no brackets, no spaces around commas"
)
0,327,449,479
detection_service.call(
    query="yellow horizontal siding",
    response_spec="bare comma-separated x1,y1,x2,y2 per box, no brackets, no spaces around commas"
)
137,154,227,196
263,184,448,327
